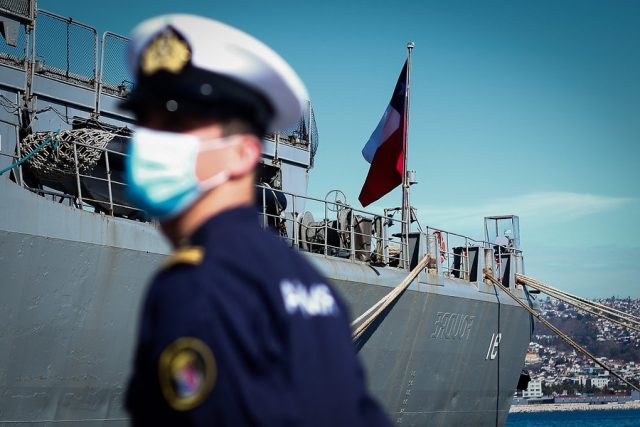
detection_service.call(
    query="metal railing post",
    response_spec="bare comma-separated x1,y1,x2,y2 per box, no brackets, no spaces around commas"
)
14,105,24,187
26,10,36,102
95,32,107,115
261,186,266,228
324,202,328,256
92,27,98,91
72,140,83,207
292,195,297,248
350,211,355,261
273,131,279,164
382,214,389,265
465,238,470,280
404,218,409,269
307,100,312,169
104,150,113,215
445,232,450,275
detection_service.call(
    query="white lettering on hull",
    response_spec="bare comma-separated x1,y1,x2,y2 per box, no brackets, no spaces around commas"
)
430,312,475,340
485,332,502,360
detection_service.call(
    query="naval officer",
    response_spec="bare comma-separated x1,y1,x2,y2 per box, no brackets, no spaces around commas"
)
121,14,391,426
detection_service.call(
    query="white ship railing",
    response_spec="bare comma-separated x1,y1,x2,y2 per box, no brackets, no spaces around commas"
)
257,185,410,268
2,133,414,268
5,134,527,281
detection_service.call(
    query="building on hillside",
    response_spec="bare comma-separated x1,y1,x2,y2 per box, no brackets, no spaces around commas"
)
525,352,541,364
589,376,610,389
571,375,589,386
520,378,543,399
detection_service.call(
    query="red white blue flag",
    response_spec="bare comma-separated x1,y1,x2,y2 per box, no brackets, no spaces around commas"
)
358,61,407,207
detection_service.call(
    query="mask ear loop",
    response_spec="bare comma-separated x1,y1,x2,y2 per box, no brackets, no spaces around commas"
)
198,135,239,152
194,137,240,192
198,170,231,192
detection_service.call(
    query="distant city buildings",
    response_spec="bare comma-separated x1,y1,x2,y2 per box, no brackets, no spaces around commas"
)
518,297,639,398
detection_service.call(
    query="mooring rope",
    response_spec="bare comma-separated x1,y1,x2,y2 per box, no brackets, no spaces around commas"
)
484,272,640,392
351,254,432,341
516,274,640,329
517,277,640,333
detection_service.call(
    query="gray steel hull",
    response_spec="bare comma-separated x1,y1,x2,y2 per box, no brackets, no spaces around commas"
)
330,276,529,426
0,178,531,426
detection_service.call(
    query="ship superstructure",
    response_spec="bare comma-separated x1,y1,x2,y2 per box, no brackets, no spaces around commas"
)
0,2,533,425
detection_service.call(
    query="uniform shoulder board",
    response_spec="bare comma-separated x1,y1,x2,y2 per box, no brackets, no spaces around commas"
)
162,246,204,270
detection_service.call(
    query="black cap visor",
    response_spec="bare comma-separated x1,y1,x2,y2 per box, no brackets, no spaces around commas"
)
121,65,274,133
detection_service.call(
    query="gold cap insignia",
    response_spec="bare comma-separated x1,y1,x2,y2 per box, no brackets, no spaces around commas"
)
140,28,191,76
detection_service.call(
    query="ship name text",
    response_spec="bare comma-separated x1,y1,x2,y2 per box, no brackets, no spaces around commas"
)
430,312,475,340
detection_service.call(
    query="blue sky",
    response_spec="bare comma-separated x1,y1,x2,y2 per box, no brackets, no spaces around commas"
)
42,0,640,297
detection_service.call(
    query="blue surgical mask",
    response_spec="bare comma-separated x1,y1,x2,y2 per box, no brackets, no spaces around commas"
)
125,127,234,220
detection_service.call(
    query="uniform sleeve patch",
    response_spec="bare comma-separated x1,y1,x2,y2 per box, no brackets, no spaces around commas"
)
162,246,204,270
158,337,216,411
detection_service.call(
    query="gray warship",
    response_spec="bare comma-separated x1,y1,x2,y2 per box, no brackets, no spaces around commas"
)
0,2,534,425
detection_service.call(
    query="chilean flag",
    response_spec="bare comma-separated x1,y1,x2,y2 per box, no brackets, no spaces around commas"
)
358,61,408,207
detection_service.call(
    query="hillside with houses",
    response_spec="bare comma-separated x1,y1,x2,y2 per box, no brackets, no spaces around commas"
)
518,296,639,398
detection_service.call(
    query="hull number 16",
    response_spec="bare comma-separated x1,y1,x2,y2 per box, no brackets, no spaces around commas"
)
485,332,502,360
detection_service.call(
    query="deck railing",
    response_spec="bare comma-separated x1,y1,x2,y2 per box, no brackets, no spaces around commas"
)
257,185,409,267
2,126,526,280
4,131,527,281
423,225,523,283
4,133,414,268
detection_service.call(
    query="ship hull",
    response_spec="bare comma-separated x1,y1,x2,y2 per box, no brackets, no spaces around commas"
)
0,178,530,426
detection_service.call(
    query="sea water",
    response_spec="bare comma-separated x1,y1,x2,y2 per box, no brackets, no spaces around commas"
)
506,409,640,426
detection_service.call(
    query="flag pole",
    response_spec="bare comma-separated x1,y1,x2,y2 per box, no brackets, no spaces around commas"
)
401,41,414,269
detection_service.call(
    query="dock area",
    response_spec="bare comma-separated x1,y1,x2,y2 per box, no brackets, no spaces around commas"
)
510,400,640,413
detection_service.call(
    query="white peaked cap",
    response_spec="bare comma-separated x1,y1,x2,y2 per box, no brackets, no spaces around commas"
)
127,14,309,132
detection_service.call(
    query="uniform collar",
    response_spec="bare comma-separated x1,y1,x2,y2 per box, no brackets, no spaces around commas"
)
187,204,260,246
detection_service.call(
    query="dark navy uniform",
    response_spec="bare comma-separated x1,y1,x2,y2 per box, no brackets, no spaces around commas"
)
126,206,390,426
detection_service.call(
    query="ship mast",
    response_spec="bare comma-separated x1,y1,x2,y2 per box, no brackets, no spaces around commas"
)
401,41,414,269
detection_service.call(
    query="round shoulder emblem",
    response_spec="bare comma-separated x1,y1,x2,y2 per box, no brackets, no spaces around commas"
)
158,337,216,411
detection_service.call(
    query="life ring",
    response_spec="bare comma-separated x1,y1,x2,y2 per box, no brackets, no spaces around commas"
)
433,231,447,264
